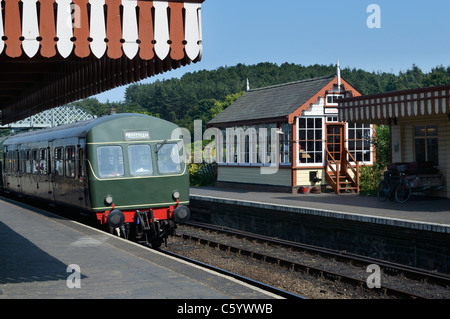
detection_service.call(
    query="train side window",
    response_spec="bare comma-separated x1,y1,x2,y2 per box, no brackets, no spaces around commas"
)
66,146,75,178
14,150,19,173
97,146,124,178
2,149,6,174
6,150,11,174
78,148,86,178
54,148,64,176
128,144,153,176
47,148,51,175
32,150,39,174
39,149,47,175
25,150,31,174
8,151,12,174
19,150,25,173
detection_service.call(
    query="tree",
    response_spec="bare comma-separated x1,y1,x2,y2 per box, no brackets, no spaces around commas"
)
210,91,245,118
69,62,450,131
373,125,390,168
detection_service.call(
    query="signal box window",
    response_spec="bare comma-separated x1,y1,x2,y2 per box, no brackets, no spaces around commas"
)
128,144,153,176
298,117,323,164
156,143,182,174
97,146,124,177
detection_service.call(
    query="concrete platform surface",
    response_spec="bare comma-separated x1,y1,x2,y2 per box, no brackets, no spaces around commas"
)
0,197,280,299
190,187,450,233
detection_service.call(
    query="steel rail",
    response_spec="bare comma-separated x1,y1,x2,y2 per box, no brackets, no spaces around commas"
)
184,221,450,288
148,245,306,300
179,221,443,299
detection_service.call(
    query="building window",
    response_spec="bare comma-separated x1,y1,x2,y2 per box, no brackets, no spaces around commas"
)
280,123,291,164
414,125,439,166
326,116,339,122
298,117,323,165
221,124,291,165
347,123,372,162
326,94,343,105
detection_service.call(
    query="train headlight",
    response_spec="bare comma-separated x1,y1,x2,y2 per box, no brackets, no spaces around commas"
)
172,191,180,200
107,209,125,229
174,205,190,223
105,195,114,205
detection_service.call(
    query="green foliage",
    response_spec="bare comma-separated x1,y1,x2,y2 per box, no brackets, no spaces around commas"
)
210,91,245,118
189,162,216,187
69,63,450,131
373,125,390,168
57,62,450,189
359,164,384,196
359,125,390,196
187,141,216,186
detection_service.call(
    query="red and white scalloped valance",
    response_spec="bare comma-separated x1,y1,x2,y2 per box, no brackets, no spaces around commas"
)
339,85,450,124
0,0,203,60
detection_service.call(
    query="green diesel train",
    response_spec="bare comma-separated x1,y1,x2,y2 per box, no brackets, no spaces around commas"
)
0,113,190,247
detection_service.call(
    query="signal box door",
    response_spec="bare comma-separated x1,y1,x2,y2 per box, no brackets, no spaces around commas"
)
326,124,344,162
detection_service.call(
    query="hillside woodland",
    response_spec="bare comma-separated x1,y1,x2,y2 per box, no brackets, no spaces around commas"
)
73,62,450,130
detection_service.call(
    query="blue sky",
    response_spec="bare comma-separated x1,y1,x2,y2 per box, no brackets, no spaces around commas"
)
95,0,450,102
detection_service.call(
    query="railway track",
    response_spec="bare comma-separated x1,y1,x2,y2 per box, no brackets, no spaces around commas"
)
169,221,450,299
147,243,306,300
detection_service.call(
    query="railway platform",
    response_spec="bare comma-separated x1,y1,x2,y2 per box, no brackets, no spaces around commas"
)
190,186,450,233
189,186,450,274
0,196,280,299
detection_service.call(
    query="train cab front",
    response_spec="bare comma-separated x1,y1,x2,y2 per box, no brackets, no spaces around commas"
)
96,192,190,248
89,124,191,247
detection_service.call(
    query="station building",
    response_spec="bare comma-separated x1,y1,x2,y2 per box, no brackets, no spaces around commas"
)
339,84,450,198
208,70,374,194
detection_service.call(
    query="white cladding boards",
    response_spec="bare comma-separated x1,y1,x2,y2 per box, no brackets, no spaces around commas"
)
0,0,203,60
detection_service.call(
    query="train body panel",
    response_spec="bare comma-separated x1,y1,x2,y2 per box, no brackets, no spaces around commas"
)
0,114,190,247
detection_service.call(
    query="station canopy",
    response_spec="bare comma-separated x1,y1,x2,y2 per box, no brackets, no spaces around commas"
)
0,0,204,124
339,84,450,125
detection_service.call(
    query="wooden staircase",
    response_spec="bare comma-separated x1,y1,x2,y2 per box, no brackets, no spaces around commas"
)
325,148,360,194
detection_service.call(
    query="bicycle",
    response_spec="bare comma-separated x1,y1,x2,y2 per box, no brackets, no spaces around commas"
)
377,169,412,204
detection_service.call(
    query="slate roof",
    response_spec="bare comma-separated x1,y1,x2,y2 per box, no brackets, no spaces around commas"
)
208,75,335,125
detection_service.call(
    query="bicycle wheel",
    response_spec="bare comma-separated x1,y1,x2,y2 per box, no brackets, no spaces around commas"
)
395,180,412,204
377,180,390,202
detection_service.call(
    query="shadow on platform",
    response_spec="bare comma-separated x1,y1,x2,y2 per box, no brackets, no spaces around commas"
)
0,222,84,284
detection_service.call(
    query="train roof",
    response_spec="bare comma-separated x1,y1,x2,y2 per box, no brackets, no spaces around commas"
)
1,113,179,145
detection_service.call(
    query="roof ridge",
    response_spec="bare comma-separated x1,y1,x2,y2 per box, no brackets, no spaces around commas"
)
248,74,335,92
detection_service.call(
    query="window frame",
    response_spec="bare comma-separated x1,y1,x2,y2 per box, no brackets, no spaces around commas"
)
346,123,374,164
128,144,154,176
54,147,64,177
296,116,325,167
97,145,125,178
156,142,183,174
414,125,439,166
